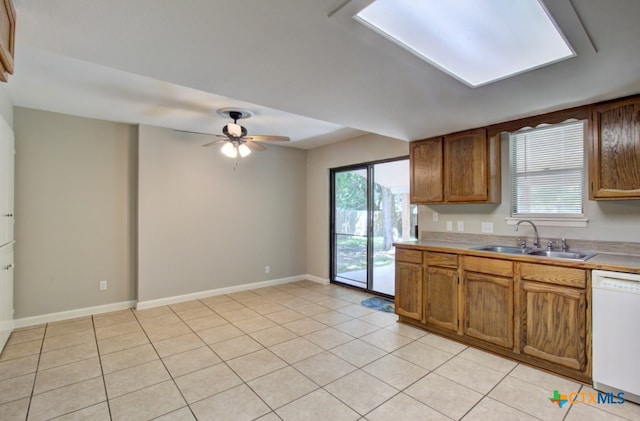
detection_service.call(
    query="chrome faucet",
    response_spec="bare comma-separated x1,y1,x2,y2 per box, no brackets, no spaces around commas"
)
514,220,540,248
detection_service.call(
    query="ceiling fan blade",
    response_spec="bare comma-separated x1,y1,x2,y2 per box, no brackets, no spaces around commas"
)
202,139,226,147
174,129,214,136
245,135,290,142
245,141,266,151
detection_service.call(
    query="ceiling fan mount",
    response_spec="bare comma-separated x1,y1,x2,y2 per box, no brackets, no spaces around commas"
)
216,108,253,120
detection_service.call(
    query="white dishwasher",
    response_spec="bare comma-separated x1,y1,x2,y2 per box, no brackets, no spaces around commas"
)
592,269,640,404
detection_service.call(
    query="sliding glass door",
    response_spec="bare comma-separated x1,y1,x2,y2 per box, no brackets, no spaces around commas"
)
330,158,416,296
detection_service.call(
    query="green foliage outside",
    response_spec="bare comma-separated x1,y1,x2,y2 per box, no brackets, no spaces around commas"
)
336,235,394,272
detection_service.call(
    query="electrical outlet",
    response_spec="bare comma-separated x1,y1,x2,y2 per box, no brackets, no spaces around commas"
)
481,222,494,233
432,212,439,222
457,221,464,232
99,280,108,291
265,265,271,274
446,221,453,231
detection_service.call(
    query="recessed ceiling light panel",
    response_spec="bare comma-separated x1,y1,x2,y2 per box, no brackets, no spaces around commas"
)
354,0,576,87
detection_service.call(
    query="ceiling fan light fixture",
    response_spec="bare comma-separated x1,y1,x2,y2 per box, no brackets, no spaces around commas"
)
221,142,238,158
238,143,252,157
226,122,243,137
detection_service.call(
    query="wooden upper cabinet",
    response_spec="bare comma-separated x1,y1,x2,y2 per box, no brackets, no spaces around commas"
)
445,129,489,202
590,97,640,200
410,128,500,204
0,0,16,83
410,137,443,203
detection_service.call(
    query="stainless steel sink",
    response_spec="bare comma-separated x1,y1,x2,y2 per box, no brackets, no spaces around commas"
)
526,250,595,260
472,245,596,260
472,245,532,254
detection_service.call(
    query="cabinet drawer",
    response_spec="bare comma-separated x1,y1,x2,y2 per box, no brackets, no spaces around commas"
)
520,263,586,288
462,256,513,277
424,251,458,268
396,248,423,264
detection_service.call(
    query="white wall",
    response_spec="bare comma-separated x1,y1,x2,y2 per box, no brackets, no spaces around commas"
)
137,125,307,302
306,133,409,279
13,108,137,318
0,84,12,126
418,136,640,242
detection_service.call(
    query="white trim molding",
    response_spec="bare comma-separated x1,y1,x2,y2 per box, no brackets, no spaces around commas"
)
13,300,137,330
505,217,589,228
136,275,328,310
9,275,332,332
304,274,330,285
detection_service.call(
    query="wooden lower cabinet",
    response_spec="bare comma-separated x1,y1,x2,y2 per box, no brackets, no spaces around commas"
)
425,266,458,331
394,247,592,382
520,281,587,371
395,261,423,321
463,272,514,348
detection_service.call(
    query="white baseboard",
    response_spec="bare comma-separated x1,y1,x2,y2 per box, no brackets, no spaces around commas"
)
136,274,325,310
304,274,330,285
9,275,332,331
13,301,137,330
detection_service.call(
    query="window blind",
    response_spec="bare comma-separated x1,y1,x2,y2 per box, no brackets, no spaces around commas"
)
510,120,585,217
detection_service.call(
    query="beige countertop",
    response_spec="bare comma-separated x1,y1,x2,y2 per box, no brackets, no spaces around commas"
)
394,240,640,274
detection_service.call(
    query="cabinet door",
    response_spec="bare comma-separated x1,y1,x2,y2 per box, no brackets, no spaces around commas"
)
445,129,488,202
395,262,423,320
463,272,513,348
410,138,443,203
590,98,640,199
520,281,586,371
425,266,458,331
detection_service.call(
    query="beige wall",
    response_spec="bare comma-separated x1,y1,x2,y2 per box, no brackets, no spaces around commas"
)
12,102,638,319
418,136,640,243
13,108,137,318
137,125,307,302
305,133,409,279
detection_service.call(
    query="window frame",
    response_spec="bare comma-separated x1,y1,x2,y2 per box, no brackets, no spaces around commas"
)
506,119,589,228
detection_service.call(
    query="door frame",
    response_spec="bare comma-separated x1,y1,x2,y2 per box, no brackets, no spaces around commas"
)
329,155,409,298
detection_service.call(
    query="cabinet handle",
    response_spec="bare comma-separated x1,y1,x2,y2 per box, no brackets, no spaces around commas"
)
3,264,12,270
4,213,13,217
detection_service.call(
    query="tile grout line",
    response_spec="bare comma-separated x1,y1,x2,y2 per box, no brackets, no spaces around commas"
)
133,304,197,419
457,363,522,420
91,313,114,421
10,281,622,420
23,322,47,421
172,297,277,415
192,293,340,415
179,288,375,416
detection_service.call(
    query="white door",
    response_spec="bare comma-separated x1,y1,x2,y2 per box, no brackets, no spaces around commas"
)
0,115,14,351
0,243,13,350
0,116,14,246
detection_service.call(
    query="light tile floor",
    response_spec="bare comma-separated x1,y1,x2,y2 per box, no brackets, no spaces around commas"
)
1,280,639,420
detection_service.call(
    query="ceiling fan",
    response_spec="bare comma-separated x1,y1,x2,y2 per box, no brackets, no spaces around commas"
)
193,109,290,158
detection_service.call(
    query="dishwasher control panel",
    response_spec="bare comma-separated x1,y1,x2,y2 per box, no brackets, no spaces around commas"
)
593,270,640,294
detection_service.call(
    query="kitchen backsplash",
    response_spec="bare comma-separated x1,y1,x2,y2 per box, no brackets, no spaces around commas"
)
420,231,640,256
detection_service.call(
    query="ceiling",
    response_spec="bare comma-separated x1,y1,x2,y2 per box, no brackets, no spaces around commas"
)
5,0,640,149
